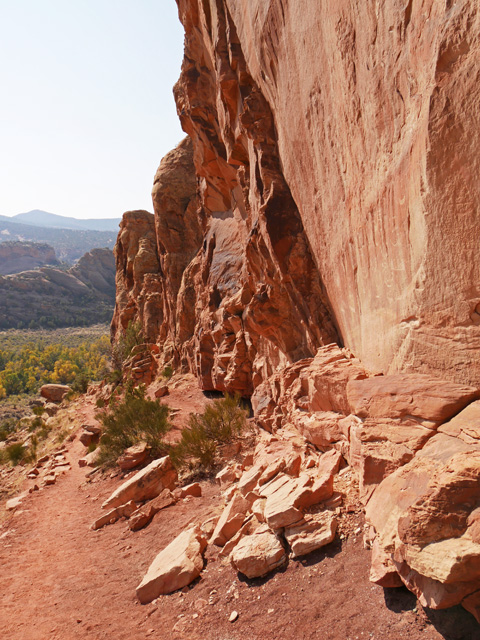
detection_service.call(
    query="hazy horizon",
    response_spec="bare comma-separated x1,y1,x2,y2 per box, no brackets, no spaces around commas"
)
0,1,185,220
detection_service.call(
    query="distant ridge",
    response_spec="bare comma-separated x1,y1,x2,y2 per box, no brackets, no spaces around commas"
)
0,214,118,263
3,209,121,232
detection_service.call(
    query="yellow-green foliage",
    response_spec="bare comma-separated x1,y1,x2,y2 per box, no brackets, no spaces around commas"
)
0,334,110,397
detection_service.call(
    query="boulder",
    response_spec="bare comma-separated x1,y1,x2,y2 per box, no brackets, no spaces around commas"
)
230,527,287,579
365,411,480,610
180,482,202,498
216,465,238,487
79,430,95,447
117,443,151,470
40,384,71,403
284,512,337,558
136,526,207,603
43,403,59,417
369,538,403,588
102,456,177,510
211,493,250,546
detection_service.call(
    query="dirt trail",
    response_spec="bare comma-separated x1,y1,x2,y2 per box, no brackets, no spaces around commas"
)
1,396,479,640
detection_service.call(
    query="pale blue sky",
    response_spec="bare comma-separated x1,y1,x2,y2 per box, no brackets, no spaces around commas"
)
0,1,185,219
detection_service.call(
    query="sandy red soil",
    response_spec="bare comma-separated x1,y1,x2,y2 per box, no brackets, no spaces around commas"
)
1,391,479,640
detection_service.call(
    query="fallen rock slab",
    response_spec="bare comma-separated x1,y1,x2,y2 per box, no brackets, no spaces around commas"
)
284,512,337,558
136,526,207,603
180,482,201,498
92,500,137,530
102,456,177,510
211,492,250,546
347,374,480,423
230,527,287,578
129,490,176,531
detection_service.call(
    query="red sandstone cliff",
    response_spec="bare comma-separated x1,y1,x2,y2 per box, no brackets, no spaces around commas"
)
110,0,480,619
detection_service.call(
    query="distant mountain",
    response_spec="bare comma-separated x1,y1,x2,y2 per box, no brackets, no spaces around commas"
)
9,210,121,232
0,215,118,263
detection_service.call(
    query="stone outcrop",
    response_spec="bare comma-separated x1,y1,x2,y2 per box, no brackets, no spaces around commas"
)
0,247,115,329
136,526,207,602
102,456,177,510
109,0,480,619
172,0,480,389
0,241,58,275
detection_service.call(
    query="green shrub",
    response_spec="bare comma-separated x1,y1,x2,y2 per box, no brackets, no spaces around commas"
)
32,405,45,417
111,320,144,370
38,424,52,441
0,418,17,442
97,385,172,467
95,397,106,409
173,394,247,470
71,372,90,394
162,365,174,379
5,442,26,465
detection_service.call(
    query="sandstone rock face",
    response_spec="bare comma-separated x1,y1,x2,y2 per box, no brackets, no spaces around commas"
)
102,456,177,510
136,526,207,602
366,402,480,611
109,0,480,617
0,247,115,329
0,241,58,275
174,0,480,388
111,210,162,345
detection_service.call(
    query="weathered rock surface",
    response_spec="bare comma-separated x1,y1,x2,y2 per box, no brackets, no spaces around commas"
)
211,492,250,546
102,456,177,510
284,512,337,559
0,247,115,329
136,526,207,603
366,402,480,611
0,241,58,275
129,489,176,531
230,527,286,579
172,0,480,389
108,0,480,617
40,384,71,403
117,443,151,470
91,500,137,531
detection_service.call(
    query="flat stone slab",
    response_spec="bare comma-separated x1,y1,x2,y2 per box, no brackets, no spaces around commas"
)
102,456,177,510
136,526,207,603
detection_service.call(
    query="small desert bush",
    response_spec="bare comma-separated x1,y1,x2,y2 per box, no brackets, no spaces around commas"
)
172,394,247,470
0,418,17,442
5,442,26,466
162,365,174,379
96,385,172,467
71,372,90,394
111,320,144,370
